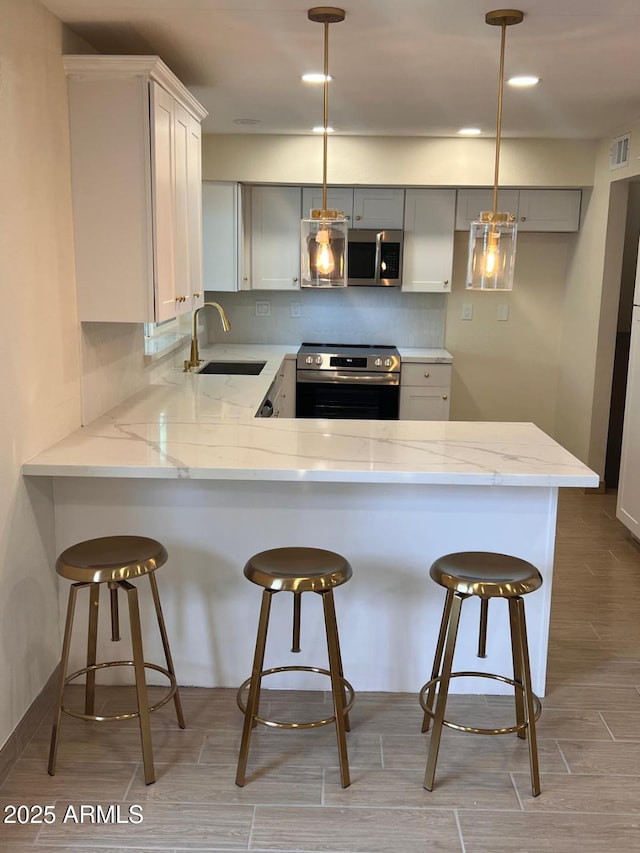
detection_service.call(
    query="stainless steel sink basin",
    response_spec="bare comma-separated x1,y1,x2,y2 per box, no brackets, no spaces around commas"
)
197,361,266,375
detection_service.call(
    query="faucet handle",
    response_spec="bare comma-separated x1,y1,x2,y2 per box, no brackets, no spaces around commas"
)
183,360,191,373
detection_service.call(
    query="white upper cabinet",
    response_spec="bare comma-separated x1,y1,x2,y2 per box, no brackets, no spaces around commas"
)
402,189,456,293
202,182,243,292
301,187,405,228
455,188,581,232
516,189,582,231
64,56,207,323
249,186,302,290
455,189,520,231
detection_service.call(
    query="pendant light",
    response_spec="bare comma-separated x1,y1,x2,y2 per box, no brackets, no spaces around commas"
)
301,7,348,288
466,9,524,291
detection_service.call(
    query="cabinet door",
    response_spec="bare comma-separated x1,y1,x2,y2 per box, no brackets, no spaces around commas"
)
352,188,405,228
455,188,519,231
172,100,192,315
399,387,450,420
202,182,241,292
402,189,456,293
617,309,640,537
150,81,178,322
187,114,204,309
517,189,581,231
302,186,353,222
250,186,301,290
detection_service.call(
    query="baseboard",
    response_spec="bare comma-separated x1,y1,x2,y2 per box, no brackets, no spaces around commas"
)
0,665,59,786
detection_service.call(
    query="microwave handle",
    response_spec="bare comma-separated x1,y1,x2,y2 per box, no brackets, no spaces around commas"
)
374,231,383,284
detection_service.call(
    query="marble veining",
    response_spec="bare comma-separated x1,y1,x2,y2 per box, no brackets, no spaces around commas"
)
23,344,597,487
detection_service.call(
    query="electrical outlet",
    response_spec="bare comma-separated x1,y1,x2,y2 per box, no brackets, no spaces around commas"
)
255,300,271,317
461,303,473,321
290,302,301,318
497,303,509,321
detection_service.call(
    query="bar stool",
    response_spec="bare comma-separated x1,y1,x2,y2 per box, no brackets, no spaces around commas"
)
48,536,185,785
420,551,543,796
235,547,354,788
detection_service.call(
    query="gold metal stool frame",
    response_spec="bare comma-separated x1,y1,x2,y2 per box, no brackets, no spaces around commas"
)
48,537,185,786
235,547,354,788
419,552,543,797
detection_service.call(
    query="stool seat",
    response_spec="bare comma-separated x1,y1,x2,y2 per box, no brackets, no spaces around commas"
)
244,547,352,593
56,535,168,583
430,551,542,598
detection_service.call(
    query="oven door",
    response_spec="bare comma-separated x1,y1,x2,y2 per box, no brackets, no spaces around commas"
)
296,371,400,419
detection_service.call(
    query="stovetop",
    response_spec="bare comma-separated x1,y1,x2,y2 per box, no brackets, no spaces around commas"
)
298,342,399,357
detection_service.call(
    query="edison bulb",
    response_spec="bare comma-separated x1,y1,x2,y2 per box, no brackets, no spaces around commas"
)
315,228,335,276
482,228,501,278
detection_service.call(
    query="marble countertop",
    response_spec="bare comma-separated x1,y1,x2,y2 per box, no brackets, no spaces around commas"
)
23,344,597,487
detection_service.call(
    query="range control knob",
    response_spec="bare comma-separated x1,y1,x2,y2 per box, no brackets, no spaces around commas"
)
374,358,383,367
305,355,314,365
384,358,393,367
315,356,323,365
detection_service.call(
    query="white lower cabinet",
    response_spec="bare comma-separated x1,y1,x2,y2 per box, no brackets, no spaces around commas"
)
249,186,301,290
399,362,451,420
402,189,456,293
64,56,207,323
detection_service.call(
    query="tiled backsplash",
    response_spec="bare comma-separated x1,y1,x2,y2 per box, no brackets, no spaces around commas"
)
202,288,446,347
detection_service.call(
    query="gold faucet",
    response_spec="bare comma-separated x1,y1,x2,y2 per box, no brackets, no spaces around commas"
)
184,301,231,371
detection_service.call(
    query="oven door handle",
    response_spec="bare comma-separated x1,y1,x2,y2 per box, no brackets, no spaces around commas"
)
297,370,399,386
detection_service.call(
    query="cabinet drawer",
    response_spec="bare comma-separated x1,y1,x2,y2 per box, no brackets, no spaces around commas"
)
401,363,451,387
399,386,450,420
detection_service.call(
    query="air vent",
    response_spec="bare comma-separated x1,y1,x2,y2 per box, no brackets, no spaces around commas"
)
610,132,631,170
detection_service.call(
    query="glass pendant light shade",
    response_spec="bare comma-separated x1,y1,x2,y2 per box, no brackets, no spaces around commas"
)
467,211,517,291
301,211,348,287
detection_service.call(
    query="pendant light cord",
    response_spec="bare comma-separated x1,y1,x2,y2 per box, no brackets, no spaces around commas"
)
492,20,507,217
322,20,330,213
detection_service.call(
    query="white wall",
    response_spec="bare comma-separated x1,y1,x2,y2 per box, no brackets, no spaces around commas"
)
0,0,83,750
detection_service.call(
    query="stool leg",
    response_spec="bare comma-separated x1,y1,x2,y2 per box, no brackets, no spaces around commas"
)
236,589,272,787
49,582,85,776
85,583,100,717
424,592,463,792
122,580,155,785
322,589,350,788
477,598,489,659
291,592,302,652
326,592,351,733
108,582,121,641
422,588,455,733
514,596,541,797
508,598,526,740
148,571,185,729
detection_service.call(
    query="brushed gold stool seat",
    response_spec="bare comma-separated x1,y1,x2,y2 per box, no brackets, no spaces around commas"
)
235,547,354,788
420,551,543,797
48,536,185,785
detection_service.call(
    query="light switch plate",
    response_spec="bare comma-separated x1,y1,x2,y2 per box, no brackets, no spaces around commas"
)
497,303,509,321
461,303,473,321
290,302,301,318
255,300,271,317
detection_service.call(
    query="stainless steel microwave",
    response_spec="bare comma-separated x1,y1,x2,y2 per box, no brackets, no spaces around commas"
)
347,229,403,287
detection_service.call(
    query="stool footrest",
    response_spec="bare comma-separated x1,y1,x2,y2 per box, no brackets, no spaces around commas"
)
61,660,179,723
419,671,542,736
237,665,355,730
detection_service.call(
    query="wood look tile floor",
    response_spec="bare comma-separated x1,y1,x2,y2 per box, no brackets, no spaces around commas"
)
2,490,640,851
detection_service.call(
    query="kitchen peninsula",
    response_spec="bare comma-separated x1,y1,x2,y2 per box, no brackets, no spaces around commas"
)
23,345,597,696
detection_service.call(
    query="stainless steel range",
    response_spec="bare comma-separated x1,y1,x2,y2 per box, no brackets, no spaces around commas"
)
296,343,401,420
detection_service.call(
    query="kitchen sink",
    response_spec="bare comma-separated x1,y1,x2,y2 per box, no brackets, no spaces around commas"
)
197,361,266,375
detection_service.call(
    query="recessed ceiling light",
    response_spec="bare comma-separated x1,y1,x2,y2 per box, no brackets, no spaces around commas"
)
233,118,262,125
507,75,540,87
458,127,482,135
302,73,332,83
313,125,334,133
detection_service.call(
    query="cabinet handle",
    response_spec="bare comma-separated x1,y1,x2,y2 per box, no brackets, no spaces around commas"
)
292,277,298,283
193,292,201,298
424,372,430,378
175,295,186,303
443,280,449,287
442,394,448,400
355,215,362,220
520,216,527,222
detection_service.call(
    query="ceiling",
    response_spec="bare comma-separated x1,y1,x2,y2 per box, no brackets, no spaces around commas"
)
42,0,640,139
